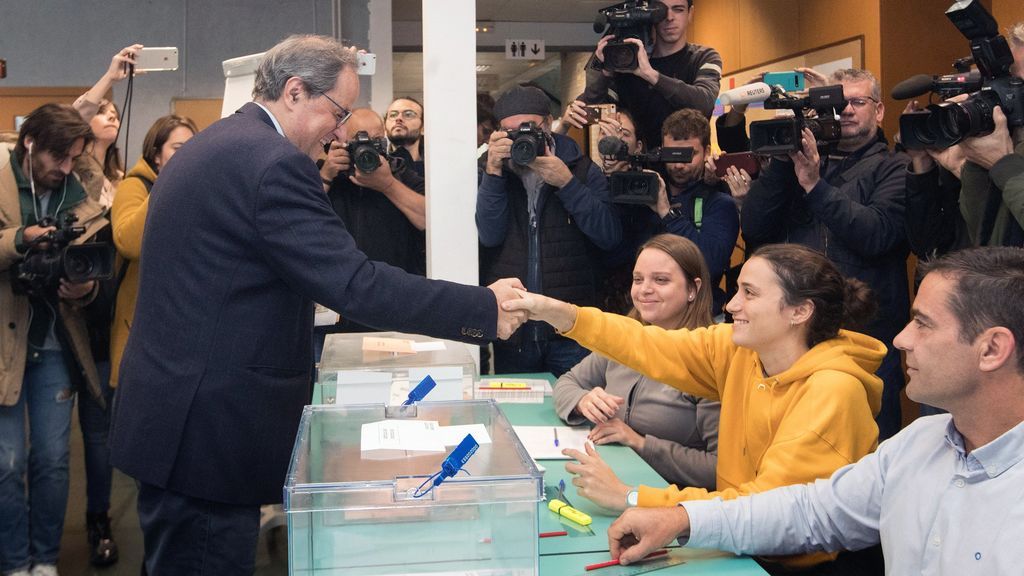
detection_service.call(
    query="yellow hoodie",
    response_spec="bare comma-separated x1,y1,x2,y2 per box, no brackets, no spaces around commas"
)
565,307,884,568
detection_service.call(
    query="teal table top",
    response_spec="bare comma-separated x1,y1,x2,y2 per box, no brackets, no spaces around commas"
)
494,373,767,575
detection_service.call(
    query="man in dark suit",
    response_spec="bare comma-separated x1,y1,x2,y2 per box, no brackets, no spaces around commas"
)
108,34,526,574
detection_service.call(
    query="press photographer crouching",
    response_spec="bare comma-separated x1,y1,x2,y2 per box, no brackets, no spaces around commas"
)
318,108,427,340
1,103,114,575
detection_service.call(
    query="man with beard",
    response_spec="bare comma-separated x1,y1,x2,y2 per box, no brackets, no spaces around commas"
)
477,85,621,376
1,103,107,576
638,109,738,315
741,68,911,441
385,96,425,177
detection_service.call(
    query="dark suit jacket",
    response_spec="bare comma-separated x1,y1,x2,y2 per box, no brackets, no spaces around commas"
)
110,103,495,506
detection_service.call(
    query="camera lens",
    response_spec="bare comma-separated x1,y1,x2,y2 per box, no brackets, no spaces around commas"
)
604,42,638,71
353,146,382,173
63,251,95,279
510,138,539,165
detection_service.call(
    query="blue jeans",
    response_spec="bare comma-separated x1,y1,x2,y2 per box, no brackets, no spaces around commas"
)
0,350,76,572
78,361,114,514
492,337,589,378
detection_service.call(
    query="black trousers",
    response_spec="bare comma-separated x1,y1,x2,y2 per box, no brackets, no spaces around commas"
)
137,482,261,576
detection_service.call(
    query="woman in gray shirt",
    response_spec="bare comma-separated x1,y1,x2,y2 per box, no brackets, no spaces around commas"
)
554,234,719,490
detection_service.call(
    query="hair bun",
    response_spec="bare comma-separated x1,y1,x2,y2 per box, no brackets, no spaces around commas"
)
842,277,877,332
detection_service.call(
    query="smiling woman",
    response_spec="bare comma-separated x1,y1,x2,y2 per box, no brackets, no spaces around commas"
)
507,242,885,572
553,235,720,492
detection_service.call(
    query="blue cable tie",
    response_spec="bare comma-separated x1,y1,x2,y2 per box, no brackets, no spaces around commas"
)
402,375,437,406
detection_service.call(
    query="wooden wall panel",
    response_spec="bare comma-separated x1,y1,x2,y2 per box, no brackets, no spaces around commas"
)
799,0,880,76
0,87,90,132
172,99,223,133
993,0,1024,31
737,0,802,71
690,0,742,74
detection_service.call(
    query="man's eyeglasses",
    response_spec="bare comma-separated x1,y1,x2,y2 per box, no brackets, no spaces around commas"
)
386,109,420,120
845,96,879,109
320,92,352,127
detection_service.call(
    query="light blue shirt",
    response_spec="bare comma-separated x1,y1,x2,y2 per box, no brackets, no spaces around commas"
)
683,414,1024,575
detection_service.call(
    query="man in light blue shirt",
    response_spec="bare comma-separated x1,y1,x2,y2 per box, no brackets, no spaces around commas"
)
606,246,1024,575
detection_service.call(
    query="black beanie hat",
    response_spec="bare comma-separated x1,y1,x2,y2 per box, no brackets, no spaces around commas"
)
493,85,551,120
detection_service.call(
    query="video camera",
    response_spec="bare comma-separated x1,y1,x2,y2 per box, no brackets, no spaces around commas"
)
11,214,114,297
896,0,1023,150
749,85,846,154
345,131,390,173
599,136,694,204
504,121,549,166
592,1,667,72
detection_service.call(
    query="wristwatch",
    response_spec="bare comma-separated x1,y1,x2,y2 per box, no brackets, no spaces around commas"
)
626,488,639,507
662,206,683,223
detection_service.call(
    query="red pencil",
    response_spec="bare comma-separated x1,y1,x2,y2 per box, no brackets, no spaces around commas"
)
585,549,668,571
539,530,568,538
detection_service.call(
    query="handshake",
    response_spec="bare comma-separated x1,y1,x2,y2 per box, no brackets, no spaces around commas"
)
487,279,579,340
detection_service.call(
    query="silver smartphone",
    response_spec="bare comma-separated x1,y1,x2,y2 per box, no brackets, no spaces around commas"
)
135,47,179,72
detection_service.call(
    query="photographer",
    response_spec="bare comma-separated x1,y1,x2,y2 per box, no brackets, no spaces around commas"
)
1,103,109,576
904,22,1024,255
741,68,911,441
318,107,427,337
583,0,722,150
646,109,738,315
477,85,620,376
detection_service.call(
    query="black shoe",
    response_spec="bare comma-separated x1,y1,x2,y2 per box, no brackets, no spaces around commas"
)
86,512,120,567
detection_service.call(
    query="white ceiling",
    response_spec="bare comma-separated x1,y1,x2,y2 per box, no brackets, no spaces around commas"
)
392,0,611,23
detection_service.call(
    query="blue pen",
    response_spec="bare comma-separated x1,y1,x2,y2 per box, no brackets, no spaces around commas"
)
402,375,437,406
553,427,560,447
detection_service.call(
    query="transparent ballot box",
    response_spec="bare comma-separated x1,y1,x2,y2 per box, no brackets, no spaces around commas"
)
284,401,543,576
316,332,477,405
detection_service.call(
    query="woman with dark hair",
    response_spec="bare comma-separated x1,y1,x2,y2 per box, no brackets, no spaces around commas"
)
109,114,198,389
554,234,720,491
506,243,883,572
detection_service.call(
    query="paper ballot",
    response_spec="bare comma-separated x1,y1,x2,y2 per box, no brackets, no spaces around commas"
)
360,421,492,460
512,426,592,460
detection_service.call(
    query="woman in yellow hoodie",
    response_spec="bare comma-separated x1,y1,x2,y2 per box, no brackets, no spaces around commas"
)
110,115,197,386
507,243,884,571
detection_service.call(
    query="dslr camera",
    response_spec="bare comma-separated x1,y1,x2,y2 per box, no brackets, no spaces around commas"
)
749,85,846,154
504,121,548,166
599,136,694,204
11,214,114,297
345,131,390,173
593,1,667,72
898,0,1023,150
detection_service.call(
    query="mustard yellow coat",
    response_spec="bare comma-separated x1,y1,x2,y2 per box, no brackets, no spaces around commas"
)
109,157,157,386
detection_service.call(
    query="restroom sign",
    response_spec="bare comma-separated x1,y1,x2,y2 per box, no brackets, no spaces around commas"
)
506,39,545,60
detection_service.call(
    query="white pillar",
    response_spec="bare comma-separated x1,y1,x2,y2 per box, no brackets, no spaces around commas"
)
421,0,478,286
422,0,481,367
367,0,394,113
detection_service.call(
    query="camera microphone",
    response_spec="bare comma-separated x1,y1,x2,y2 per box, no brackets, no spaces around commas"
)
598,136,626,157
719,82,773,106
891,70,984,100
891,74,935,100
593,13,608,33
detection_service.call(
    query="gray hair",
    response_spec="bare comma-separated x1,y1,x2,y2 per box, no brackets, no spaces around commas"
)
829,68,881,102
252,35,357,102
1010,22,1024,48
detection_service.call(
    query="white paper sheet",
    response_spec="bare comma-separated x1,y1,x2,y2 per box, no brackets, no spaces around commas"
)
360,419,446,453
408,366,464,402
511,426,592,460
435,424,491,446
336,370,392,405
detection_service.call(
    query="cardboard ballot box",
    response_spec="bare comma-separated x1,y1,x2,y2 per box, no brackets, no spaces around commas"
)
316,332,477,405
284,401,543,576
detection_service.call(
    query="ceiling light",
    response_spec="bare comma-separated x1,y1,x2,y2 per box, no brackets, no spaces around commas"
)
475,65,491,72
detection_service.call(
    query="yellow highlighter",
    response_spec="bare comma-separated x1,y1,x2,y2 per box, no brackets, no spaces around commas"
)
547,499,592,526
